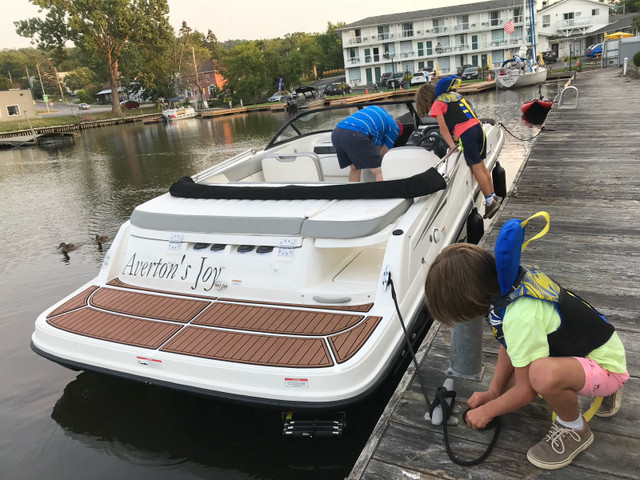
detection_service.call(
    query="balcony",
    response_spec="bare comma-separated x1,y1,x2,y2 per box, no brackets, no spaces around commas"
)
377,32,390,41
454,23,469,31
402,30,414,38
556,17,593,30
348,57,361,64
399,51,415,58
433,26,448,34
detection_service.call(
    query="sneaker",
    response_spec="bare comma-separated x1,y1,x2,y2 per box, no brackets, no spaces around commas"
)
483,196,502,219
595,387,623,418
526,421,593,470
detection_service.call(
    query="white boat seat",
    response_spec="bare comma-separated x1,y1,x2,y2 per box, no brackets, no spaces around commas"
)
261,153,324,183
381,146,441,181
131,194,411,239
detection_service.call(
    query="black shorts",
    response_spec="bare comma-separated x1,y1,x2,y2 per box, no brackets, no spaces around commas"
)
331,127,382,170
459,123,486,166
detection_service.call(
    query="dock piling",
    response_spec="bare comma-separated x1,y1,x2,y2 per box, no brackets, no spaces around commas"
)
447,317,484,381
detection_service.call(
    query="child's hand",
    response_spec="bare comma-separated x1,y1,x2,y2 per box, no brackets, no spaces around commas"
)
465,405,494,430
468,389,498,408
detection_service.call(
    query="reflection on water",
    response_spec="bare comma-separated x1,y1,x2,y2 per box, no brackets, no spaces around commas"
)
0,84,553,480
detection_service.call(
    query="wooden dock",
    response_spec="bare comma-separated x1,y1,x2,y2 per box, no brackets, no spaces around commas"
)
349,67,640,479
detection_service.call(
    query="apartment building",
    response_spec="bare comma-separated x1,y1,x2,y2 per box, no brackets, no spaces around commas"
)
337,0,612,86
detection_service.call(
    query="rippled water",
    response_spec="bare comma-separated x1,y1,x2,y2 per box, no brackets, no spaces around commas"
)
0,83,559,480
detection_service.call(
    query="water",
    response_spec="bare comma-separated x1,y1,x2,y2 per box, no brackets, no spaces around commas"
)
0,83,557,480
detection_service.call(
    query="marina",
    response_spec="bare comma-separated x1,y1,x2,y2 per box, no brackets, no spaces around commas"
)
349,67,639,480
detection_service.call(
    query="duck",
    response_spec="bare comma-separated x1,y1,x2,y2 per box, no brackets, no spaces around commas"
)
95,234,110,245
57,242,76,254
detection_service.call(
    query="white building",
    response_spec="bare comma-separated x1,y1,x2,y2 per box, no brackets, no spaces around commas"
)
337,0,612,86
537,0,612,59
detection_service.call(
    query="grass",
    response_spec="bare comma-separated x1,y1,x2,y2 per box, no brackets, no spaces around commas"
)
0,105,160,134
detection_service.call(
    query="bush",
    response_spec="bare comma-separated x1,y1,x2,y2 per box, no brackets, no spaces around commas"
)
76,89,94,104
633,51,640,67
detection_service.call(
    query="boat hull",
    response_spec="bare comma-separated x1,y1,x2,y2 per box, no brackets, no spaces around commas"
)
497,68,547,89
32,109,504,410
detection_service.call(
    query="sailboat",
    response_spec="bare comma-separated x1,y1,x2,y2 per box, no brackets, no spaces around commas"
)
496,0,547,89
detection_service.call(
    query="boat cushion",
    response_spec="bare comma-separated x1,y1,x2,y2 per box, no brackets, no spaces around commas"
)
131,194,411,239
301,198,412,239
262,153,324,183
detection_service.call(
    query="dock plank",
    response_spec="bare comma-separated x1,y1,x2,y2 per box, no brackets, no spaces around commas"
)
350,67,640,479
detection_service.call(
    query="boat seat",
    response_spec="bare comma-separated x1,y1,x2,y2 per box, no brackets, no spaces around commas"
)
261,153,324,183
381,146,441,181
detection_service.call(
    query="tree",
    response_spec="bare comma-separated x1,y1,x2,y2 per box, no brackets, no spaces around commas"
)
220,41,267,102
63,66,95,92
315,22,346,76
15,0,173,115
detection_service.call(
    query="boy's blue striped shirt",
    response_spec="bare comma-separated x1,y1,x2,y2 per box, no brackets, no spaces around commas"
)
336,106,400,150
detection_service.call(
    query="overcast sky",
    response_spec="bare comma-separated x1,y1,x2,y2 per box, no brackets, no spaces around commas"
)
2,0,483,50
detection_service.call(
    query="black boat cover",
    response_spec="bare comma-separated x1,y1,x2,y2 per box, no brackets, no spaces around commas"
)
169,168,446,200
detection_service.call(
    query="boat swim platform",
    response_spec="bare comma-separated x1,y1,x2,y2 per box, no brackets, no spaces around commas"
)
46,278,382,369
349,67,640,479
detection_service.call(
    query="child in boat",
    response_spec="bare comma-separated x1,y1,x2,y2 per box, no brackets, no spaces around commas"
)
415,78,501,219
424,242,628,470
331,105,403,182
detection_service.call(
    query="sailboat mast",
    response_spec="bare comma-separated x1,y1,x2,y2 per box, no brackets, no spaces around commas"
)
529,0,538,61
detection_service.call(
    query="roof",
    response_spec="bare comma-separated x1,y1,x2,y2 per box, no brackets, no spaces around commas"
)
538,0,606,15
590,13,639,36
339,0,518,30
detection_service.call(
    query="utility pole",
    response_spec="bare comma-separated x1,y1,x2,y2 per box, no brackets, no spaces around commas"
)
192,46,200,110
47,59,66,104
35,61,50,113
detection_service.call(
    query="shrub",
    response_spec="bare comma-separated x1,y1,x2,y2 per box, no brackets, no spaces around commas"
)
633,51,640,67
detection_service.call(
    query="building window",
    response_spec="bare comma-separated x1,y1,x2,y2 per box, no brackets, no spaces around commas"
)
426,41,433,55
418,42,424,56
205,74,210,83
592,9,599,16
7,105,20,116
490,11,500,27
402,23,413,38
543,15,550,27
513,7,523,23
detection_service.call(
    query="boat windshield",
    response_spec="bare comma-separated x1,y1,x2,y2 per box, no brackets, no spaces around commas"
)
266,100,420,149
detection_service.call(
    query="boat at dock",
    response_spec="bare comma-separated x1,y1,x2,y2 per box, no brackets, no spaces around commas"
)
161,105,197,122
496,58,547,89
31,100,504,412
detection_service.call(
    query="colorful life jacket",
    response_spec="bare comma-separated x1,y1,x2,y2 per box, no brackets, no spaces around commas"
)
490,212,615,358
435,92,478,136
487,266,615,357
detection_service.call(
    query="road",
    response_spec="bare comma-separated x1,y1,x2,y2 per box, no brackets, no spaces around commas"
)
34,101,115,117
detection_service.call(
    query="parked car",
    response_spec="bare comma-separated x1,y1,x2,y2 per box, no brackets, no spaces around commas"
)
410,71,428,86
78,103,90,110
461,66,479,80
541,50,558,63
456,64,474,76
587,43,602,58
268,91,287,103
121,100,140,109
379,72,392,87
385,72,405,88
324,83,351,96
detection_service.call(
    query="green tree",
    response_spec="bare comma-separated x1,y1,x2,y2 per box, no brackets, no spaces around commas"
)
63,66,95,92
220,41,267,102
315,22,346,76
0,77,13,89
15,0,173,115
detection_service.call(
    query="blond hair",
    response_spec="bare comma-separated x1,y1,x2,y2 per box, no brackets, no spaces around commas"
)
424,243,500,327
415,83,436,117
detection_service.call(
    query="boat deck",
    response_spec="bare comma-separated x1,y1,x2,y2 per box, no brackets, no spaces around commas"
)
46,279,381,368
349,67,640,479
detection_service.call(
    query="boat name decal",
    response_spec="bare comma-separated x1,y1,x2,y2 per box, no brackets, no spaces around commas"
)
122,253,223,292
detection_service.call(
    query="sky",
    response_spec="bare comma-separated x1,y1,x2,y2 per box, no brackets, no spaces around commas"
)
1,0,482,50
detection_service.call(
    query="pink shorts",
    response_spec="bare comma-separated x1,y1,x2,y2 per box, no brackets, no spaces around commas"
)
574,357,629,397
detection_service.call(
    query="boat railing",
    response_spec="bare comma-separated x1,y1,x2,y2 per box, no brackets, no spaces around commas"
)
192,149,255,183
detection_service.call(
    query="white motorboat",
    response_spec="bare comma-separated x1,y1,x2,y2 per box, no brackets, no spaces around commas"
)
161,105,197,122
496,59,547,89
32,101,504,413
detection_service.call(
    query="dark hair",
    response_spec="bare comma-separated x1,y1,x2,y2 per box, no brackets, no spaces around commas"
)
415,83,436,117
424,243,500,327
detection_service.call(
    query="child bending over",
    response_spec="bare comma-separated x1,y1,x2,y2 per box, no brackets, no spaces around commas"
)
424,243,628,470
